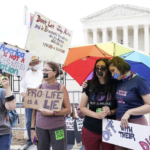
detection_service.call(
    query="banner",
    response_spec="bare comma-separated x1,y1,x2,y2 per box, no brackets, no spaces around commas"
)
102,118,150,150
66,117,74,131
76,118,84,131
0,42,32,78
25,11,73,64
23,88,64,111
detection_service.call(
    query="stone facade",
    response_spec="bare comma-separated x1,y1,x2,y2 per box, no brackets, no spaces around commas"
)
81,4,150,54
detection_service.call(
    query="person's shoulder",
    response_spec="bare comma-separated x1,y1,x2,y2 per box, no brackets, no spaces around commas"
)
57,82,65,90
134,75,150,86
25,70,32,76
135,75,148,82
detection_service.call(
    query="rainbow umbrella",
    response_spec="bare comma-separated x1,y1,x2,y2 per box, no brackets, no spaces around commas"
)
63,42,150,85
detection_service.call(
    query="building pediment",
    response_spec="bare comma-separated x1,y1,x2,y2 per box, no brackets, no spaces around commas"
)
81,4,150,21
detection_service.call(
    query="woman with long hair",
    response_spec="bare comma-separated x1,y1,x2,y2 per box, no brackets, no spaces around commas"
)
80,58,117,150
108,56,150,150
31,61,71,150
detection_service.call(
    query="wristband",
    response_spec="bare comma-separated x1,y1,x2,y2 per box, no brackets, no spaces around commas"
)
30,127,35,130
53,111,55,116
5,95,15,102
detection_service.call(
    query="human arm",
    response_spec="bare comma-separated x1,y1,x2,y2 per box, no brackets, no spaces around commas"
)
31,109,38,143
121,94,150,128
2,77,16,110
80,92,107,119
82,80,88,89
20,77,27,98
121,77,150,128
102,106,117,116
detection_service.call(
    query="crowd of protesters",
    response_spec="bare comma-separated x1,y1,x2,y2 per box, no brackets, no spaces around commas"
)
0,56,150,150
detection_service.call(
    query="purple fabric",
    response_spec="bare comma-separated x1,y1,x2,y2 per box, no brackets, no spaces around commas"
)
36,82,66,129
86,71,93,80
81,71,93,86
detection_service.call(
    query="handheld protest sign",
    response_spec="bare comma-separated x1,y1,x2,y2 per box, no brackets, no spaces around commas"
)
102,118,150,150
23,88,64,111
0,42,32,78
25,11,73,64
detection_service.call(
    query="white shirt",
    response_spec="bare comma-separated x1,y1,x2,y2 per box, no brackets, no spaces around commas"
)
20,69,43,93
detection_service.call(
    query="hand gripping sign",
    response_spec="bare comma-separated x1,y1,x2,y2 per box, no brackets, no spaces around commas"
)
23,88,64,111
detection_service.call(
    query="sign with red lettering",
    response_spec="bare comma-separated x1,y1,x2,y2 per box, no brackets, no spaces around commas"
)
0,42,32,78
23,88,64,111
25,11,73,64
102,118,150,150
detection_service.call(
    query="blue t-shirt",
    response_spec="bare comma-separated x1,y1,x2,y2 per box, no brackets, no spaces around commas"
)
116,75,150,119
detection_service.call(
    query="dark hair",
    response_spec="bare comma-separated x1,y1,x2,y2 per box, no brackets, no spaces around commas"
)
108,56,131,75
91,58,111,94
46,62,63,78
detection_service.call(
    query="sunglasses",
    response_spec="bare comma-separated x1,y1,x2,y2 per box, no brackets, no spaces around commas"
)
95,65,107,71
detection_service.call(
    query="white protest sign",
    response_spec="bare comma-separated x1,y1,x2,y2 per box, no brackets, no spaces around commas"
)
0,42,32,78
102,118,150,150
25,11,73,64
66,117,74,131
76,118,84,131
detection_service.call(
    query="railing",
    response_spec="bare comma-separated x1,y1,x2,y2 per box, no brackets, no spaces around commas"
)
12,91,82,130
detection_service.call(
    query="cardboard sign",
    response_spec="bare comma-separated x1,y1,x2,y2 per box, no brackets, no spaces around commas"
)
25,11,73,64
102,118,150,150
66,117,74,131
23,88,64,111
0,42,32,78
76,118,84,131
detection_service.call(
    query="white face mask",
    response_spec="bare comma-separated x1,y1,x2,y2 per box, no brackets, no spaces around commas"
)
33,64,40,70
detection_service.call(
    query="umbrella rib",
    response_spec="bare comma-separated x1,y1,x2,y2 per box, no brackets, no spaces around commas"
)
120,51,135,58
95,45,107,58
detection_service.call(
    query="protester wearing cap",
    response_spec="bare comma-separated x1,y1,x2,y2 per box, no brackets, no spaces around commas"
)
20,56,43,150
0,70,4,88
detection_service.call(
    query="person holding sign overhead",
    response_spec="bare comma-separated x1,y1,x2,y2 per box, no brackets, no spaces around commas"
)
0,77,16,150
81,58,118,150
31,61,71,150
108,56,150,150
0,70,4,88
20,56,43,150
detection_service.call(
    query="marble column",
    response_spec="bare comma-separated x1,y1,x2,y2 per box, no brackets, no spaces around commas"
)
112,26,117,42
93,28,97,44
123,26,128,46
133,25,138,50
144,24,149,54
102,27,107,43
83,29,88,44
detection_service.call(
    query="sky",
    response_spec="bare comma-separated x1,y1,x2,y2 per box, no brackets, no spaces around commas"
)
0,0,150,48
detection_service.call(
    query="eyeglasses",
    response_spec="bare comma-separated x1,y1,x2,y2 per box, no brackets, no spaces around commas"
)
42,69,53,72
95,65,107,71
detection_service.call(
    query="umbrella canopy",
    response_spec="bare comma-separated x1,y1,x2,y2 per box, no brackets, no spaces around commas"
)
63,42,150,85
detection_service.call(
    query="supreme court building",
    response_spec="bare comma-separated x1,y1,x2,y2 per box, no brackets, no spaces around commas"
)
81,4,150,54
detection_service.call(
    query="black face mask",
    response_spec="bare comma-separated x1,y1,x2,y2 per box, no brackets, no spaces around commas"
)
95,65,107,77
43,74,48,78
96,71,103,77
